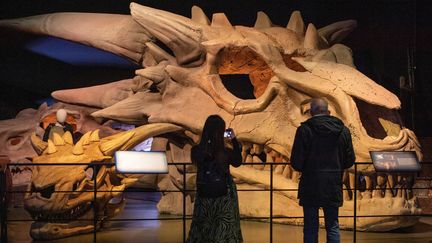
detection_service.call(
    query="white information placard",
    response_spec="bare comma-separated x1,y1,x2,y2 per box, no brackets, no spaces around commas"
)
115,151,168,174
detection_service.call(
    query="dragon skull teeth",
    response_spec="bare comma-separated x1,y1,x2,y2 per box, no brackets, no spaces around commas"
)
29,202,92,222
236,141,416,201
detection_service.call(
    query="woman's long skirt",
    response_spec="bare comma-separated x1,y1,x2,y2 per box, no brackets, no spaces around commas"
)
187,180,243,243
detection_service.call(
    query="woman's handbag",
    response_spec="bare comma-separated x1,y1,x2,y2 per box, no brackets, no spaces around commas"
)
196,160,229,198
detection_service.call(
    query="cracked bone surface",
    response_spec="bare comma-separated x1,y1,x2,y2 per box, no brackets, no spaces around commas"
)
0,2,423,238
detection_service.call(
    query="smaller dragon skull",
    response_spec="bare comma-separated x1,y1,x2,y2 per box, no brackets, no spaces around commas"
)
0,102,121,188
26,123,180,240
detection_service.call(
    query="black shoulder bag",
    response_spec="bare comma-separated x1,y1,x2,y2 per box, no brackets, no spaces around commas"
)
196,159,229,198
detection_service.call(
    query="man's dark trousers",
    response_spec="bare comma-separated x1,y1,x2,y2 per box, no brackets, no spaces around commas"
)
303,206,340,243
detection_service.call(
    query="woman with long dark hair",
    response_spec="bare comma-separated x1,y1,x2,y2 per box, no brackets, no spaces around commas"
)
187,115,243,243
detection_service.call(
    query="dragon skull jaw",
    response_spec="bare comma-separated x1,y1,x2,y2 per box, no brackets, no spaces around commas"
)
30,222,93,240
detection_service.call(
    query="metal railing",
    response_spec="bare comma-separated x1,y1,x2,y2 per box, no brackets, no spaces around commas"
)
0,166,7,243
1,161,432,243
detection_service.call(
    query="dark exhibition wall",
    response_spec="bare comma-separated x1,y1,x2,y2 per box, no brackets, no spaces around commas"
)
0,0,431,136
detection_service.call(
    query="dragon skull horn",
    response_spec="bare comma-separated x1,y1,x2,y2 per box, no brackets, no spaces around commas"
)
51,78,141,109
72,139,84,155
47,140,57,154
130,2,208,67
211,13,233,28
98,123,182,156
254,11,273,28
191,6,210,25
0,13,151,63
80,131,93,146
318,20,357,45
90,129,100,142
91,92,153,122
63,131,73,145
293,58,401,109
99,131,135,156
286,10,305,35
304,23,327,50
52,133,65,146
30,133,47,155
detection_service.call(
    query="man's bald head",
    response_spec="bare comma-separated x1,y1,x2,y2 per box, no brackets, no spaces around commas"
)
310,98,330,116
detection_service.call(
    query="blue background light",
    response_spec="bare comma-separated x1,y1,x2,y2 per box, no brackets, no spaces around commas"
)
25,36,138,68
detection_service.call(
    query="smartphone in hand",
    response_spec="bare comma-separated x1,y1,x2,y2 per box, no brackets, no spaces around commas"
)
224,128,235,139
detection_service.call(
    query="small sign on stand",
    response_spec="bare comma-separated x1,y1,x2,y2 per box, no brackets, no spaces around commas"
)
370,151,421,173
115,151,168,174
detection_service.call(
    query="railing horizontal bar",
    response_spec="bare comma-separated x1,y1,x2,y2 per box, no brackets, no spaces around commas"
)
5,161,432,166
6,186,431,194
6,163,115,166
5,218,192,222
6,213,431,223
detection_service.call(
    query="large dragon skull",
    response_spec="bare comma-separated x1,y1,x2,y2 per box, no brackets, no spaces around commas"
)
26,123,180,239
0,3,422,233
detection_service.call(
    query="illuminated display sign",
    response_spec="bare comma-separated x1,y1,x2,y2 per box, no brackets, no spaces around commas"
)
115,151,168,174
370,151,420,173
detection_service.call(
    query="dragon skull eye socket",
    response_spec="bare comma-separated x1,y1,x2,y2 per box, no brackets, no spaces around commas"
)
40,185,55,199
219,74,256,99
218,47,273,99
218,47,307,99
31,183,55,199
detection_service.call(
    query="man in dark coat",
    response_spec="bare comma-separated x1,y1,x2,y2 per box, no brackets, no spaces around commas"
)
291,98,355,243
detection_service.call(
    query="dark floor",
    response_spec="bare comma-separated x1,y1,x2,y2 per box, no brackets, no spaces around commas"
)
3,192,432,243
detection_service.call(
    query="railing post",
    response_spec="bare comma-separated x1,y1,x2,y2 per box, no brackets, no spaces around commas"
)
183,163,186,243
270,163,273,243
0,164,7,243
353,163,357,243
93,163,97,243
